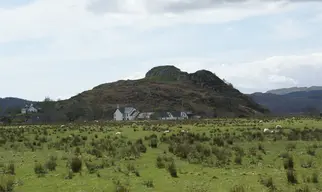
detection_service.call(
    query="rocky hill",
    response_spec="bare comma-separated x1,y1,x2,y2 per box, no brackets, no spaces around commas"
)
54,65,268,121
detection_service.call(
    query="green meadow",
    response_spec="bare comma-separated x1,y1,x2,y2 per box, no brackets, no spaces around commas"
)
1,118,322,192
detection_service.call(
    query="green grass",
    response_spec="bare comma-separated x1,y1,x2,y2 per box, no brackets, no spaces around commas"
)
0,118,322,191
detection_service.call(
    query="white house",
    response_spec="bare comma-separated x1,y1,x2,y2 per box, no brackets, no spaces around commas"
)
21,104,38,114
158,111,189,120
113,105,140,121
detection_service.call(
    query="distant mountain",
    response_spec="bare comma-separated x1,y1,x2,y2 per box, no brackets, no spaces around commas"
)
266,86,322,95
0,97,33,115
54,65,269,121
249,89,322,115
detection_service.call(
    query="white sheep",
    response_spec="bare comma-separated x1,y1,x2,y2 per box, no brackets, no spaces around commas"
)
60,125,65,128
115,132,121,135
164,130,170,133
263,128,270,133
276,125,282,129
259,120,263,123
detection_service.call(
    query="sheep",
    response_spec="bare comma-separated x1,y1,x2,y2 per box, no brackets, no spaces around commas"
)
164,130,170,133
115,132,121,135
259,120,263,123
60,125,65,128
275,125,282,129
263,128,270,133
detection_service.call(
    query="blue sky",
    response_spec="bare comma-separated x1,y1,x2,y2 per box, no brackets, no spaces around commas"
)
1,0,322,101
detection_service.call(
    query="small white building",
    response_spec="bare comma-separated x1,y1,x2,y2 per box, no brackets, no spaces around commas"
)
137,112,154,120
158,111,189,120
21,104,38,114
113,105,140,121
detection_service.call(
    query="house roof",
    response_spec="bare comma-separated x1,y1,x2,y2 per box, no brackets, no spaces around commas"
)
137,112,154,118
153,111,169,118
170,111,182,117
117,107,136,114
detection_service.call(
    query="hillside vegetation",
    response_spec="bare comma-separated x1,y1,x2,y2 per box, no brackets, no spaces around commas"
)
266,86,322,95
250,90,322,115
55,65,268,121
0,97,32,115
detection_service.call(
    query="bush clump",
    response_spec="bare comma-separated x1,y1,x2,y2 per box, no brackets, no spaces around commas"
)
4,162,15,175
70,157,82,173
45,156,57,171
0,175,15,192
167,161,178,178
34,163,47,177
156,156,166,169
230,184,246,192
259,176,277,191
287,169,298,184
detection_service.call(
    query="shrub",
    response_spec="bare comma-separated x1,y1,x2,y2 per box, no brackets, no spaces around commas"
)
232,146,245,157
258,143,266,154
4,162,15,175
234,155,242,165
114,180,130,192
85,161,98,174
0,175,15,192
279,152,290,159
248,147,257,157
156,156,165,169
150,138,158,148
90,148,103,158
230,184,245,192
312,172,318,183
287,169,298,184
34,163,47,177
306,147,316,156
74,147,81,155
213,137,225,147
64,169,74,180
295,185,310,192
143,180,154,188
259,176,276,191
167,161,178,178
137,144,147,153
284,156,294,170
185,182,210,192
71,157,82,173
286,143,296,151
45,156,57,171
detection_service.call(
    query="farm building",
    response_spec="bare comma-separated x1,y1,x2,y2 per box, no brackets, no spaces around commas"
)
113,105,140,121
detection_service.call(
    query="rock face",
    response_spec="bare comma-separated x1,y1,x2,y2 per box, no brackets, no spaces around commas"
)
145,65,189,81
56,65,269,121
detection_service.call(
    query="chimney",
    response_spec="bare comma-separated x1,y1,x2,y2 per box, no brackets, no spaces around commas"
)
117,104,119,109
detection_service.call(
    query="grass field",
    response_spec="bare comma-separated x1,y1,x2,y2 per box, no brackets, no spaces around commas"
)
1,118,322,192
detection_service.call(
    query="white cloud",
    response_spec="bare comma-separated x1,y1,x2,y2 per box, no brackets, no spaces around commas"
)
1,0,322,99
0,0,296,43
272,19,308,40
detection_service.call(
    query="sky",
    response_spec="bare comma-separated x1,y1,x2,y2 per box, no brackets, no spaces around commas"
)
1,0,322,101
